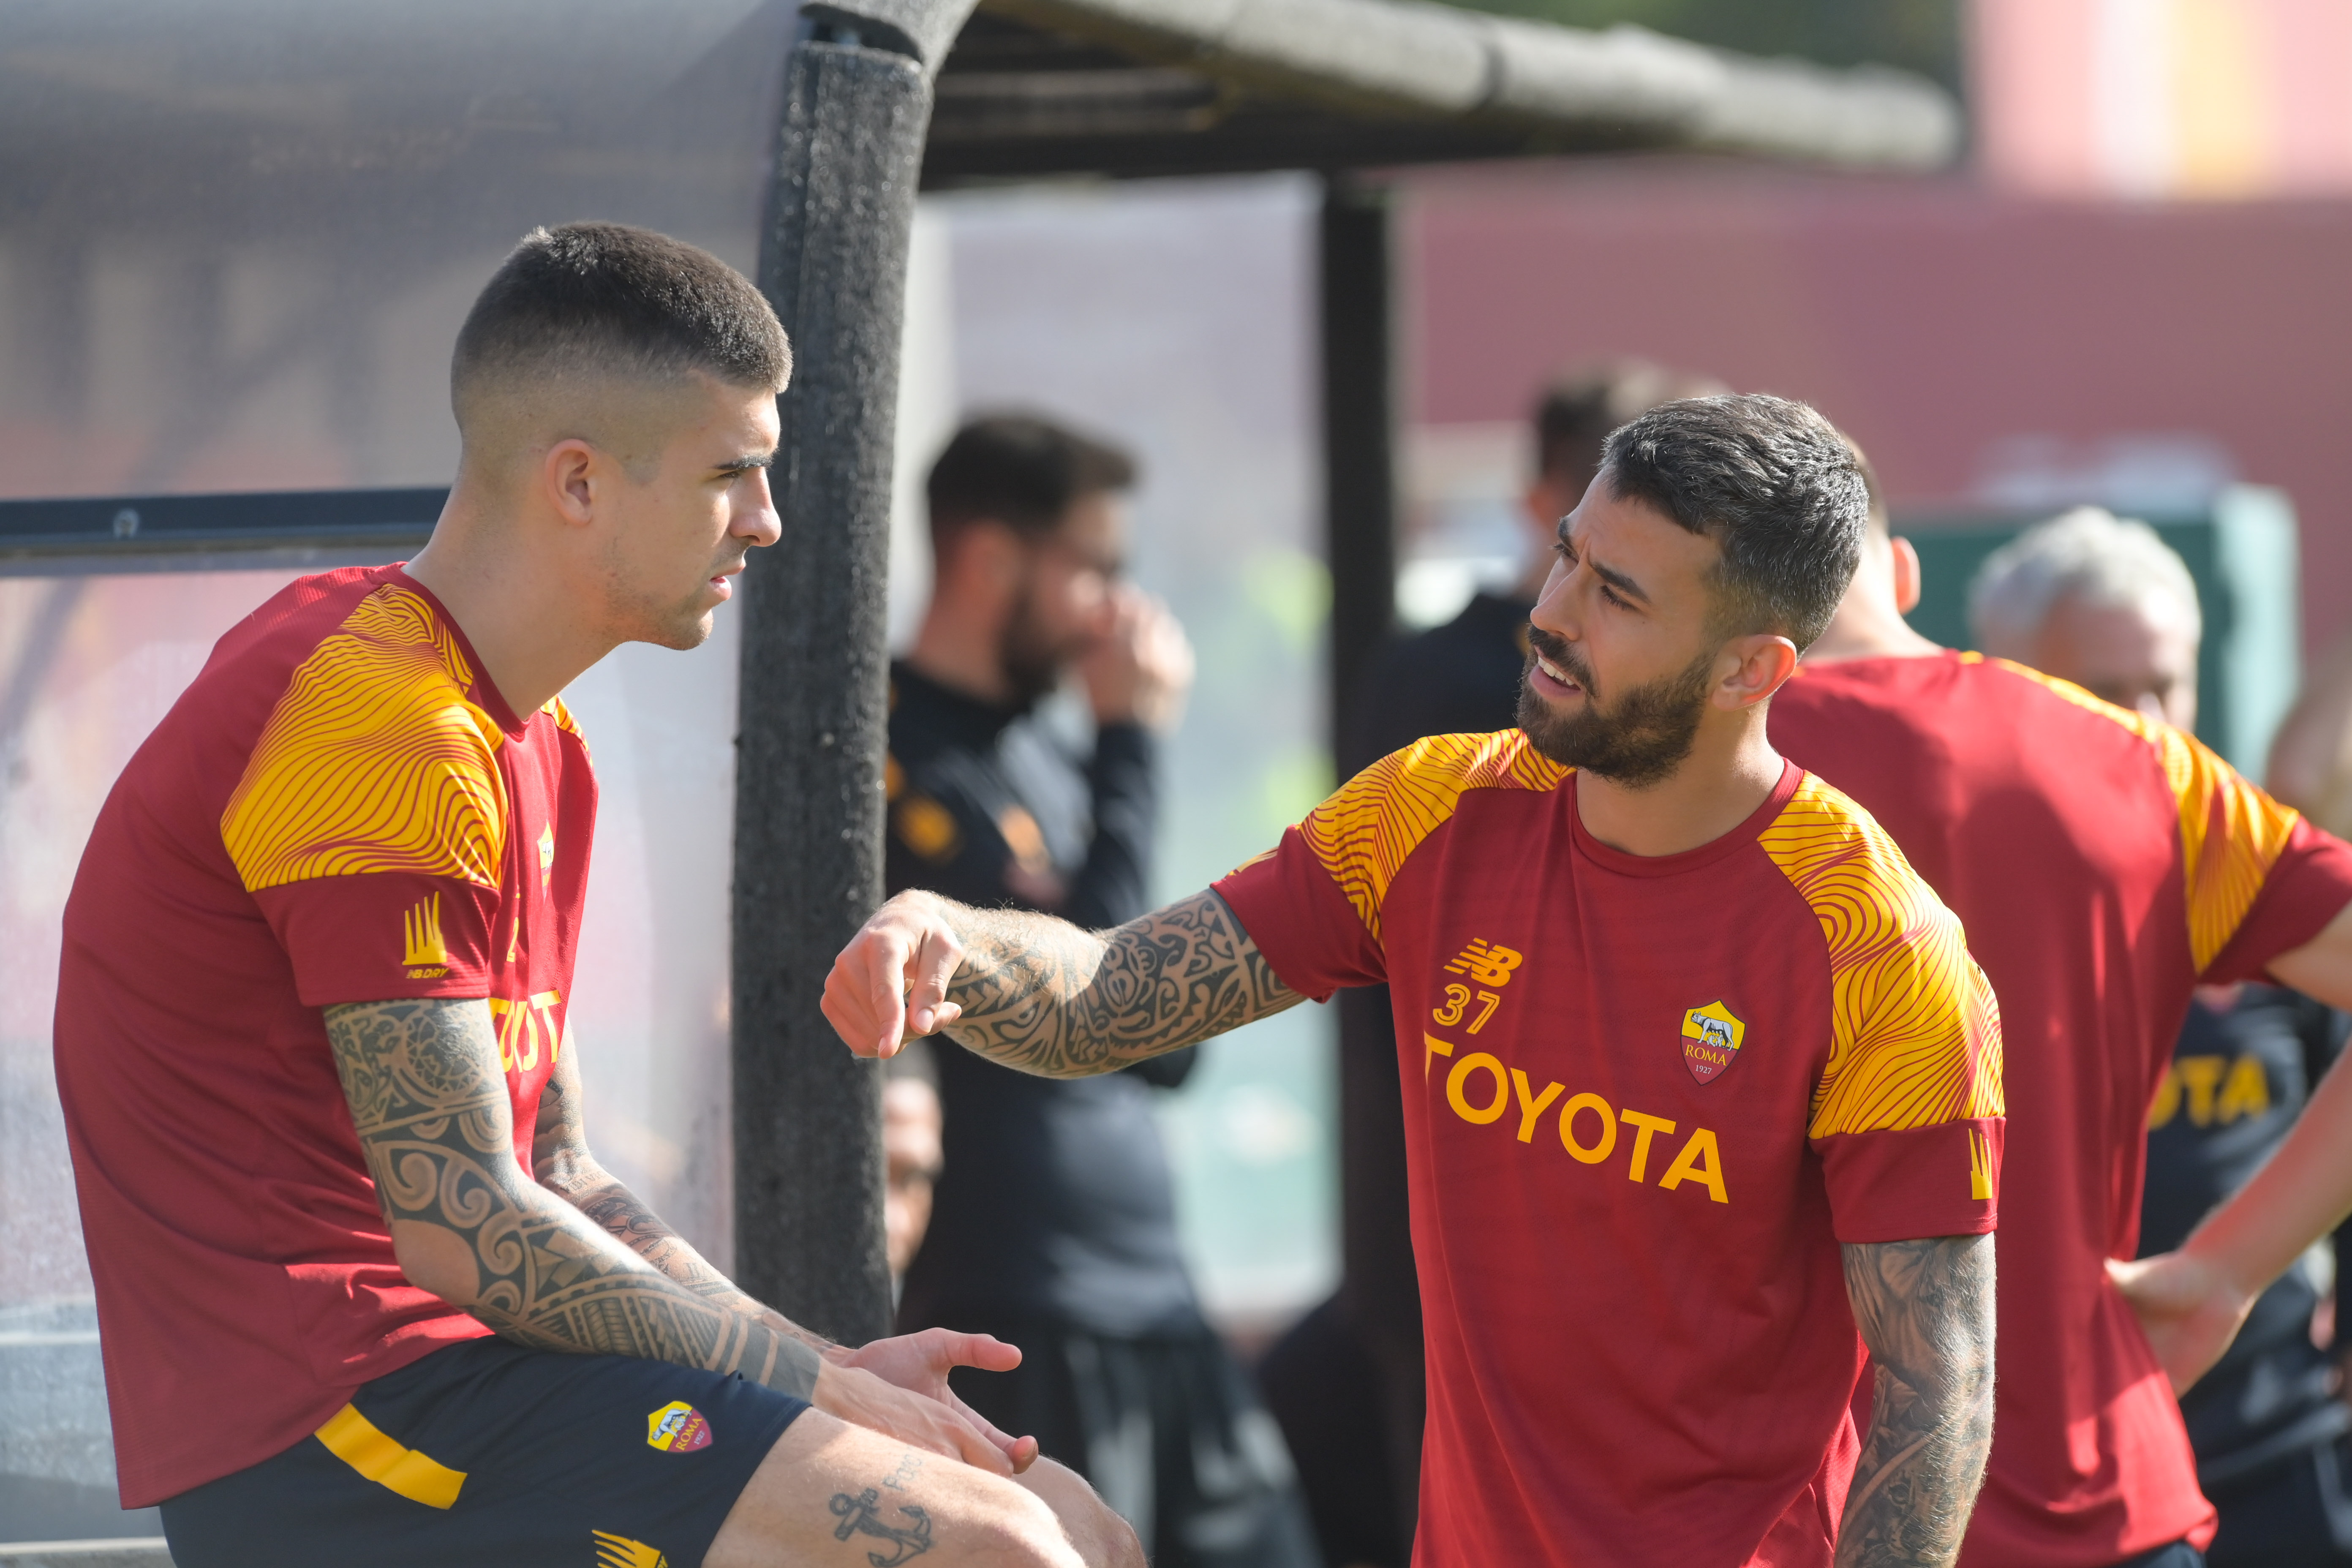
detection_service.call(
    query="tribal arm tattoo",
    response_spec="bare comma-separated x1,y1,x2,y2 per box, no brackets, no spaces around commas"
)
531,1045,833,1359
324,998,826,1398
933,889,1304,1078
1837,1234,1997,1568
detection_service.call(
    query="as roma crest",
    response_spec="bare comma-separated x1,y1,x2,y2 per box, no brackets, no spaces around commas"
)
1680,1001,1745,1085
646,1399,713,1453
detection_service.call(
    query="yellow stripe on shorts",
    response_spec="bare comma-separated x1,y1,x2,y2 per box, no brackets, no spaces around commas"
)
315,1402,467,1509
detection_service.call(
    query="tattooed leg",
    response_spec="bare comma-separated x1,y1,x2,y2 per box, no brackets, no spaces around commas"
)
1837,1234,1997,1568
324,997,826,1398
933,889,1302,1077
707,1412,1141,1568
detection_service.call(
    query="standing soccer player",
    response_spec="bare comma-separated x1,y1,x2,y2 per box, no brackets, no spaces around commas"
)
828,395,2006,1567
54,223,1138,1568
1774,480,2352,1567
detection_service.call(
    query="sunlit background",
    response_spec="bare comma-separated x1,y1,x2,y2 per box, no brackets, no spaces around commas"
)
6,0,2352,1538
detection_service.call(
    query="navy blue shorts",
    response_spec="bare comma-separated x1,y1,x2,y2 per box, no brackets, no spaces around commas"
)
160,1338,810,1568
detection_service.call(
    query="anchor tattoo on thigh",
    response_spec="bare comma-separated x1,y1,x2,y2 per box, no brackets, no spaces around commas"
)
829,1488,935,1566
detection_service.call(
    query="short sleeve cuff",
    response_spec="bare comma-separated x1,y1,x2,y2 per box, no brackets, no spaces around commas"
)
2206,819,2352,984
254,873,500,1006
1211,827,1387,1002
1814,1117,2003,1244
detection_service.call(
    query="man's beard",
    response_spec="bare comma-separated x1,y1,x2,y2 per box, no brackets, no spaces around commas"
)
998,579,1073,710
1516,628,1715,788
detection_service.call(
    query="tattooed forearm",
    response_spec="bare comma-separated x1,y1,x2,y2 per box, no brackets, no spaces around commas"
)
1837,1234,1997,1568
934,889,1302,1078
532,1053,832,1354
325,998,826,1397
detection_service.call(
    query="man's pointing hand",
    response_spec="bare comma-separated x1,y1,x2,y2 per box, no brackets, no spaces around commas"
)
823,891,966,1059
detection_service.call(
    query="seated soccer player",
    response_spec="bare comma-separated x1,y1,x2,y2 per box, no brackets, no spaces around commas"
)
1780,479,2352,1568
828,394,2007,1568
54,222,1139,1568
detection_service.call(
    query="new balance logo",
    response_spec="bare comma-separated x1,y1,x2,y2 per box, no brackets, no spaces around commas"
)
403,893,449,975
1443,939,1522,989
592,1530,669,1568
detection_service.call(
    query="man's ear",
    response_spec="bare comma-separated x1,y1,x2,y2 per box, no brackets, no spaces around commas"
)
1714,633,1800,711
956,521,1026,586
1890,536,1924,616
934,520,1030,610
542,438,600,529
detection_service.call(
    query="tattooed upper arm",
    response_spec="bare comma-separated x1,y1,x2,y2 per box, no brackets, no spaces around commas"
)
322,997,824,1393
322,999,519,1297
1837,1234,1996,1568
938,888,1304,1077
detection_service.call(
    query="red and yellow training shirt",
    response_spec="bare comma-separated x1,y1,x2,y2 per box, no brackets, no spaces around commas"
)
1214,734,2005,1568
1773,652,2352,1567
54,564,595,1507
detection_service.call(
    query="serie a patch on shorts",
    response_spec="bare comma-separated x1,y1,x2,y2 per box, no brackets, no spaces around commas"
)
159,1339,809,1568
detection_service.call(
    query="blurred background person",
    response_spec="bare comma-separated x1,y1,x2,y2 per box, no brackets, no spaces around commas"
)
1972,509,2352,1568
1970,507,2204,729
884,1046,946,1289
886,414,1315,1568
1255,359,1721,1567
2266,631,2352,847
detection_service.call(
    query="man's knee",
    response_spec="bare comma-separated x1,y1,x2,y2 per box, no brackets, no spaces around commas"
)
952,1475,1088,1567
708,1413,1132,1568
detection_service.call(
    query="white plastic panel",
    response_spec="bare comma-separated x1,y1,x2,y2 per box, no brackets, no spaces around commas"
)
0,0,796,501
919,174,1338,1323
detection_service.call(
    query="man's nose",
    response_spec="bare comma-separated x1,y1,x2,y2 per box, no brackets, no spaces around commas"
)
1531,571,1579,641
736,469,784,548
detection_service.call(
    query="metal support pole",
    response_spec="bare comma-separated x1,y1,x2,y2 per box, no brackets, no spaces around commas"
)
1318,177,1398,752
731,31,935,1348
1320,173,1423,1548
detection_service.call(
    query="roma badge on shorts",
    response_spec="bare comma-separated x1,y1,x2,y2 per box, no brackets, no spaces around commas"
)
646,1401,712,1453
1680,1001,1745,1085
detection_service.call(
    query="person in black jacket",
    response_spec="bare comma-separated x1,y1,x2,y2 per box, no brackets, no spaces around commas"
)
888,414,1317,1568
1255,360,1720,1566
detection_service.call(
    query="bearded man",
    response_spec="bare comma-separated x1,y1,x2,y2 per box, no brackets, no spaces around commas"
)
829,394,2009,1568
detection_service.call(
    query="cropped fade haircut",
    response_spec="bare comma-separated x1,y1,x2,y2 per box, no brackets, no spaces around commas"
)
451,222,789,442
926,414,1136,549
1600,394,1867,651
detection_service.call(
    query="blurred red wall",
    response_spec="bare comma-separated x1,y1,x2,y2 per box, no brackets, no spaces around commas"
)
1401,159,2352,647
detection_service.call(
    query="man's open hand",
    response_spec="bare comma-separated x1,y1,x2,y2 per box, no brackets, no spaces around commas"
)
2106,1251,2258,1393
830,1328,1040,1473
823,892,965,1060
810,1334,1034,1477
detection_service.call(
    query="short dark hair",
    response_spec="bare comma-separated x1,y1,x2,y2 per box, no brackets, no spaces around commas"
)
1601,395,1866,650
452,222,789,427
926,415,1137,546
1535,359,1725,497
